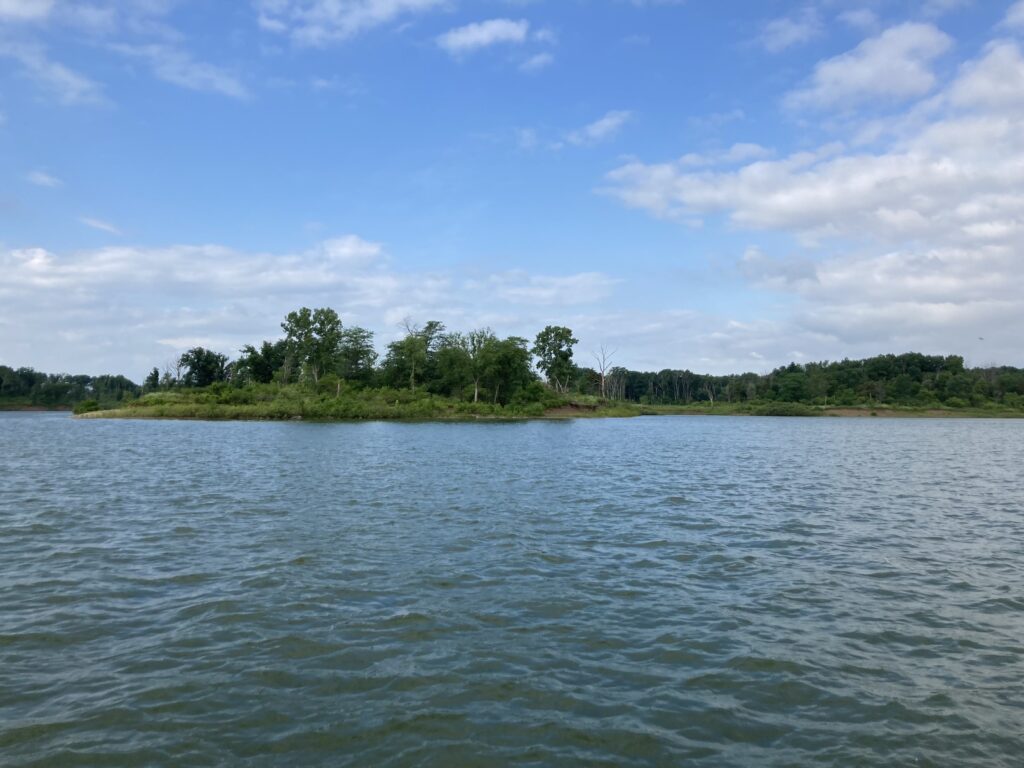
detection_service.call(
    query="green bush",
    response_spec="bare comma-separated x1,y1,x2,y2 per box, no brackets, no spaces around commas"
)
73,399,101,415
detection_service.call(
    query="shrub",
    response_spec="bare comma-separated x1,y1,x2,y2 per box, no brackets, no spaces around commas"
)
73,399,101,415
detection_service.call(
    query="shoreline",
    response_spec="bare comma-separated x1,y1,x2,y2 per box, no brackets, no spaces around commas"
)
76,403,1024,422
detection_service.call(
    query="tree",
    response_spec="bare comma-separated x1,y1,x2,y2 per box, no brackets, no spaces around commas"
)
281,307,343,384
532,325,578,393
336,326,378,384
144,367,160,391
178,347,229,388
236,340,289,384
483,336,534,404
592,345,616,399
382,319,445,392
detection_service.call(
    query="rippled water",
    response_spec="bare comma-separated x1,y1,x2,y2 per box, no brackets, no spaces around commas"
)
1,412,1023,766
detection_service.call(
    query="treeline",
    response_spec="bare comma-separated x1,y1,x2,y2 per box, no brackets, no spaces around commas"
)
7,307,1024,412
599,354,1024,409
0,366,139,409
145,310,1024,410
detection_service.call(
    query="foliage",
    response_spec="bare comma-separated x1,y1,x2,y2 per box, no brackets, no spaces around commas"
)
532,325,578,392
0,365,139,409
178,347,229,388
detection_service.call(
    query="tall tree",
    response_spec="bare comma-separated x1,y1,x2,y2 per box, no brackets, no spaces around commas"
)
532,325,578,393
484,336,534,404
281,307,343,384
382,320,445,392
592,345,616,399
336,326,378,384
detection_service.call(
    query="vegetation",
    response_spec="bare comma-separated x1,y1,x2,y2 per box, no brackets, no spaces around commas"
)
0,367,138,410
5,306,1024,419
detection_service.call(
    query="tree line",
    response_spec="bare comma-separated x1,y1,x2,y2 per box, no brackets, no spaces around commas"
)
597,354,1024,409
0,367,139,408
6,307,1023,410
149,309,1023,409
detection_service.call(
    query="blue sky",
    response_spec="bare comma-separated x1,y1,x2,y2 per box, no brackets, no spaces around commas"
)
2,0,1023,379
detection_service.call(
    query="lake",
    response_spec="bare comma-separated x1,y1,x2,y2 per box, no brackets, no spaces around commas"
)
1,412,1022,766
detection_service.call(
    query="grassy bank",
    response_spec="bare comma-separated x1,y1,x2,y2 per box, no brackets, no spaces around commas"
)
75,385,1024,422
76,385,591,421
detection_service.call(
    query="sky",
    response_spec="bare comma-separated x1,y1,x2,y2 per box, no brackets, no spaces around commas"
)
1,0,1023,380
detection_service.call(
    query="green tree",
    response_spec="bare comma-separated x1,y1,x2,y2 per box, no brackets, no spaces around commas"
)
281,307,343,384
178,347,229,388
144,367,160,391
382,320,445,392
336,326,378,384
532,325,578,393
485,336,534,404
237,340,290,384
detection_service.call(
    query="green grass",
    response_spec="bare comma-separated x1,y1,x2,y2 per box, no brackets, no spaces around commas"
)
76,384,1024,422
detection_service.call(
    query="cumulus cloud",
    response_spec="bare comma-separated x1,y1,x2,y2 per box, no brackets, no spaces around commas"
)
0,236,619,377
785,23,953,110
437,18,529,56
566,110,633,147
1003,0,1024,30
604,34,1024,368
256,0,445,46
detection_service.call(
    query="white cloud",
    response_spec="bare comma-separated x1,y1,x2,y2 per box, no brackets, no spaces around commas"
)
437,18,529,56
111,44,249,99
1004,0,1024,29
27,170,62,187
948,40,1024,110
604,35,1024,368
677,143,773,167
759,7,822,53
0,0,54,21
519,52,553,73
79,216,123,235
566,110,633,147
256,0,445,47
786,23,952,110
0,42,103,104
0,236,620,377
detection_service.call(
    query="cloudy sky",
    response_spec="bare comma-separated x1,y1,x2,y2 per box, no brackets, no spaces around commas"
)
2,0,1023,379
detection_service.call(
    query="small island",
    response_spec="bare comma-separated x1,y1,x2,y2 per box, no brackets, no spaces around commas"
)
3,306,1022,421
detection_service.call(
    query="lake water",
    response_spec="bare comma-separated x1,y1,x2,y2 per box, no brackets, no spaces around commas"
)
1,412,1022,766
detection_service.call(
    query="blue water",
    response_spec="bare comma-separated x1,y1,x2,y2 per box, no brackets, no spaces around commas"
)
1,412,1022,766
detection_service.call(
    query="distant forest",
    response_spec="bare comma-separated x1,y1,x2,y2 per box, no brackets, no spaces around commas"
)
3,306,1024,410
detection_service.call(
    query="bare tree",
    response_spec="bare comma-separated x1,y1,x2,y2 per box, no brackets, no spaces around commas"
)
592,345,617,399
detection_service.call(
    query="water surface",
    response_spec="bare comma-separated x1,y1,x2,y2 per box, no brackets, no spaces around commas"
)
1,413,1022,766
